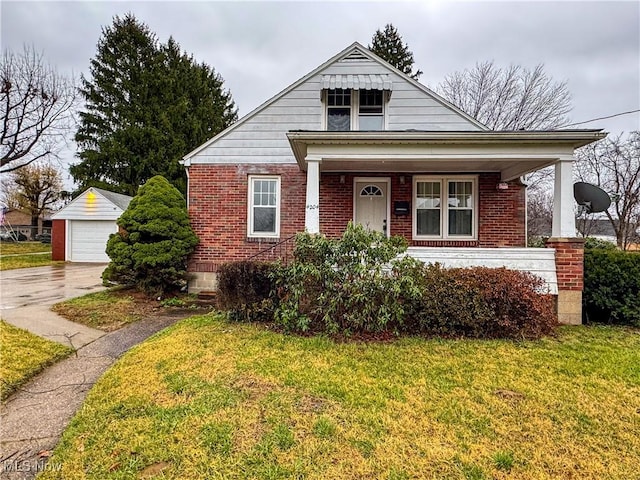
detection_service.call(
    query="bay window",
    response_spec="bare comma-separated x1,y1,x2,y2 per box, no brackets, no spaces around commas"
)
413,176,477,240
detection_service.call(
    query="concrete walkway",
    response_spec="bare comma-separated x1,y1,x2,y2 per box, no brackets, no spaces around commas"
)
0,264,107,348
0,313,184,480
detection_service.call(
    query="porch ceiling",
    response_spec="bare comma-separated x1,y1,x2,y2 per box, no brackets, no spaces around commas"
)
287,130,606,182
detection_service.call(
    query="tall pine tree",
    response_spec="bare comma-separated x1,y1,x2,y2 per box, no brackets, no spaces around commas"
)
72,14,237,195
369,24,423,80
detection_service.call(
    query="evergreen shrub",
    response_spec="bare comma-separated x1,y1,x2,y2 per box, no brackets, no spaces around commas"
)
274,222,420,334
583,237,617,250
418,266,555,339
583,249,640,326
102,175,198,295
214,224,556,339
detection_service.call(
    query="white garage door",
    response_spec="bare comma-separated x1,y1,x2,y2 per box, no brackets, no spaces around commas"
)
68,220,117,262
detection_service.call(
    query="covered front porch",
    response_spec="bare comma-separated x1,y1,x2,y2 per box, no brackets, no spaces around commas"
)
288,130,605,241
287,130,606,324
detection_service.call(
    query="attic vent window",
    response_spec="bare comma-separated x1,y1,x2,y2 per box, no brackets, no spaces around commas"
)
343,50,369,61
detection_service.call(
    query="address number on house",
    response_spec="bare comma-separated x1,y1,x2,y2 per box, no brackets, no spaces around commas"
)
306,204,319,210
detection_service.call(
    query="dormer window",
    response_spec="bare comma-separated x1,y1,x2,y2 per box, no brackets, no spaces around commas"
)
327,89,352,131
325,88,387,131
358,90,384,130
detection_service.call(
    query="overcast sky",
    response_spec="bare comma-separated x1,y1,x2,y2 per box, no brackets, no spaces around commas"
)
1,0,639,183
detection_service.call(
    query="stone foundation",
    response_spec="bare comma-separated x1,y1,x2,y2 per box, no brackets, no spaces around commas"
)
556,290,583,325
188,271,218,294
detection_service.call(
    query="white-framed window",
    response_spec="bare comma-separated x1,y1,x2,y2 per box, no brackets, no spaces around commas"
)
248,176,281,238
325,89,386,131
413,176,477,240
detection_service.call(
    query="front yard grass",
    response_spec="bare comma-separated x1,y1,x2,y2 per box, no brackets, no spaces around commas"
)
0,321,73,400
0,241,54,270
41,316,639,479
51,289,211,331
51,290,158,331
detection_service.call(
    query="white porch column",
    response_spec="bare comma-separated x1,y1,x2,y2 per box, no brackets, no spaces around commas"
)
552,156,576,238
305,156,321,234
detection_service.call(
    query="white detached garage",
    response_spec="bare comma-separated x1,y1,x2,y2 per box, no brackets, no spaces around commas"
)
51,187,132,263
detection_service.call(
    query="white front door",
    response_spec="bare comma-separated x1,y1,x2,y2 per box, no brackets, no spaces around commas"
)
354,178,390,236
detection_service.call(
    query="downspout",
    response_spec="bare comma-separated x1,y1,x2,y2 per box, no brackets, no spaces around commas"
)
182,158,191,209
520,176,529,246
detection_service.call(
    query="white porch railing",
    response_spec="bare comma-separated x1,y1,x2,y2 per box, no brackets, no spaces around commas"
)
406,247,558,294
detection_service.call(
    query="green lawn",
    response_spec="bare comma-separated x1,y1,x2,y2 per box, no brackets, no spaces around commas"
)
51,290,153,332
0,241,54,270
40,315,639,479
51,290,208,332
0,321,73,400
0,241,51,255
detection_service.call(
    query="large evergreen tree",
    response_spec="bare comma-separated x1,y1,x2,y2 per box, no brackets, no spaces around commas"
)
72,14,237,195
369,24,423,80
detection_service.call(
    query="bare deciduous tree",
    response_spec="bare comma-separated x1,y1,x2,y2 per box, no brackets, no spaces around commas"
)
437,61,572,130
2,162,63,236
527,185,553,241
576,131,640,249
1,45,77,173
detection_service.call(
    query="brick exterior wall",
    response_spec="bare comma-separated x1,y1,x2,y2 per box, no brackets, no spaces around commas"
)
51,219,66,261
188,164,306,273
478,173,526,247
545,237,585,325
187,166,526,274
546,238,585,291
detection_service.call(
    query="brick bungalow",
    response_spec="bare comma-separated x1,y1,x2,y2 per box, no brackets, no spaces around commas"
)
182,42,605,324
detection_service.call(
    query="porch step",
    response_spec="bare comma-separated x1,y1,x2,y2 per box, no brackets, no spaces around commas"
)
197,291,217,300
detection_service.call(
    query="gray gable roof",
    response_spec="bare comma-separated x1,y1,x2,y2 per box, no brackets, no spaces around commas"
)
183,42,488,162
93,187,133,211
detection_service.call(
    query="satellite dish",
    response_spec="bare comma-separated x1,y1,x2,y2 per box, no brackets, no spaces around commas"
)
573,182,612,213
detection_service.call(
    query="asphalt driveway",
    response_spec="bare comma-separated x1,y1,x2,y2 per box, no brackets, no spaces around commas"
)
0,264,107,348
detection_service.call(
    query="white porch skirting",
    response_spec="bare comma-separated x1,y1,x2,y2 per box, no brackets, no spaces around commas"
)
406,247,558,295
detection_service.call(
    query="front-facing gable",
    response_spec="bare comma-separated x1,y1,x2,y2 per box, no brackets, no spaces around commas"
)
183,42,487,166
52,187,132,221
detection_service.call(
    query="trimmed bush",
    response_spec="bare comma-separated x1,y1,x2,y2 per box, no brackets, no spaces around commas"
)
583,237,617,250
451,267,555,338
402,263,491,336
583,249,640,326
102,176,198,295
216,261,277,322
405,264,555,339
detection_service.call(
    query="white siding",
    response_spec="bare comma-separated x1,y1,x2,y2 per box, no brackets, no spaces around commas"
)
53,189,124,221
323,59,481,131
192,56,481,165
406,247,558,294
